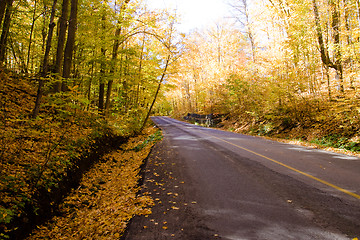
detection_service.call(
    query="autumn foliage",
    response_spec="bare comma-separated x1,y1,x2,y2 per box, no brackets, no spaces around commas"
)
2,0,360,238
0,72,163,240
26,129,160,240
0,0,178,237
164,0,360,153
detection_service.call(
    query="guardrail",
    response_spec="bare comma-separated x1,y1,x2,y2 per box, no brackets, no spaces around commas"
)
184,113,228,127
183,113,213,126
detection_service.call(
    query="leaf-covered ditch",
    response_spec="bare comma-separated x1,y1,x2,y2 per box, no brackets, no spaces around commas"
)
25,127,161,240
0,70,162,239
1,120,162,239
0,119,126,239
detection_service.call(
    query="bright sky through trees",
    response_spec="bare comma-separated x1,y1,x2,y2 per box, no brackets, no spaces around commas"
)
145,0,230,33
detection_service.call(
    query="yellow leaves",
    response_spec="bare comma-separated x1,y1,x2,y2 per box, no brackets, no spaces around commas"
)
26,127,158,240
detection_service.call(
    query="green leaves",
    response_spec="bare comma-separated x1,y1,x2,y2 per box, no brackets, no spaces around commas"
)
134,130,163,152
0,206,15,224
311,134,360,152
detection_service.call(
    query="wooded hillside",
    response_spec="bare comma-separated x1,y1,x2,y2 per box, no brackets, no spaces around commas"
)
0,0,176,238
166,0,360,152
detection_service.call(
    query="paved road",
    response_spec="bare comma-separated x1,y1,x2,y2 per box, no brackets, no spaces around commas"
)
124,116,360,240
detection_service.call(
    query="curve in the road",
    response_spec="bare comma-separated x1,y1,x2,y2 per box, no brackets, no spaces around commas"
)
199,130,360,200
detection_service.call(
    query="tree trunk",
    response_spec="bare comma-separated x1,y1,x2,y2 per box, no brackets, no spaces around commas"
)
139,54,171,133
54,0,69,91
312,0,344,93
312,0,332,67
99,81,105,110
62,0,78,90
324,64,332,101
98,13,106,112
136,33,146,107
86,49,95,110
356,0,360,41
32,78,44,118
0,0,14,66
26,0,38,72
0,0,7,28
42,0,58,76
104,0,131,112
330,0,344,93
105,79,113,112
123,49,130,113
32,0,58,118
242,0,256,62
9,36,26,71
98,47,105,111
104,27,121,112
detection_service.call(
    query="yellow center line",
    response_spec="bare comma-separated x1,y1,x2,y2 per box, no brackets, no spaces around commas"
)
200,130,360,200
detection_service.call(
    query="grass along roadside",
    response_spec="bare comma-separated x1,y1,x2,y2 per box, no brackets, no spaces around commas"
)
184,118,360,158
26,127,162,240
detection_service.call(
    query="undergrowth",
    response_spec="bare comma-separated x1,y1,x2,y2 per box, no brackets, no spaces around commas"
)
133,129,163,152
310,134,360,152
26,127,160,240
0,70,148,239
222,94,360,154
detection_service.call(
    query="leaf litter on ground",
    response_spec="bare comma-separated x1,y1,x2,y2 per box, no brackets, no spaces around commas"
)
26,127,160,240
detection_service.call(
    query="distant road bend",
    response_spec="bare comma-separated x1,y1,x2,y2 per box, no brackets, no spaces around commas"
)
126,116,360,240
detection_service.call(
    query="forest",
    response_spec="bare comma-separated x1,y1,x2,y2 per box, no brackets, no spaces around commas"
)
1,0,360,238
167,0,360,150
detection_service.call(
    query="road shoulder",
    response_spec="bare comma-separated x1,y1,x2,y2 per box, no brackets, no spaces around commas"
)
123,138,220,240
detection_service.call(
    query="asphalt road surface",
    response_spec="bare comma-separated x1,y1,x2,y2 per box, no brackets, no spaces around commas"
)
124,116,360,240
